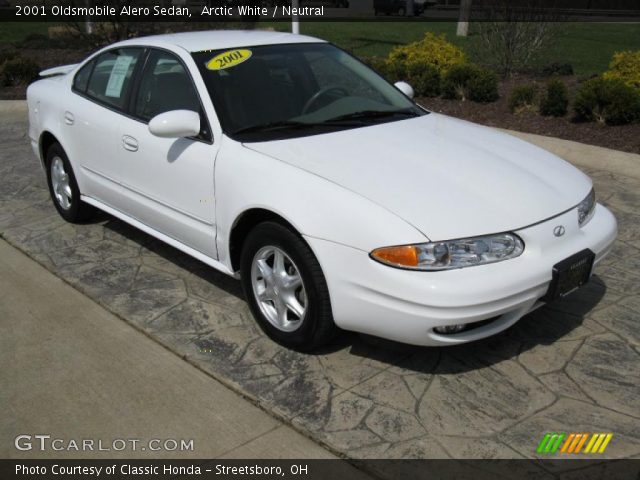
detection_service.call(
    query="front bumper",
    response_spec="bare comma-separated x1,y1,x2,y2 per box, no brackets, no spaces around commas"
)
306,203,617,346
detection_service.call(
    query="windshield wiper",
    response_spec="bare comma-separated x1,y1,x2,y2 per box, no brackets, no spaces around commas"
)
232,110,419,136
232,120,328,135
324,109,420,123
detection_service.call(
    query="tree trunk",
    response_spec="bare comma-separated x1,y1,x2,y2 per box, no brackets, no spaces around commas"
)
457,0,472,37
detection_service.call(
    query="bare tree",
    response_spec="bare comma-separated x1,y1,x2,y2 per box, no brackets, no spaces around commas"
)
64,0,135,46
472,0,562,77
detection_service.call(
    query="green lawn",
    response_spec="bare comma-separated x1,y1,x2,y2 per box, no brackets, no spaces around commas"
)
3,21,640,76
270,22,640,76
0,22,52,43
542,23,640,76
271,21,456,56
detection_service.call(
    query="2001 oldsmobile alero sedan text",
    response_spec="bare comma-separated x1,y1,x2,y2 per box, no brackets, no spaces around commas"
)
27,31,617,351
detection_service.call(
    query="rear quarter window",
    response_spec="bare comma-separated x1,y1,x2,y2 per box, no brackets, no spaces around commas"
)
73,60,94,93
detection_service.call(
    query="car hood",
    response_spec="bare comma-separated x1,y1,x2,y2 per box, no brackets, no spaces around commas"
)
244,113,592,241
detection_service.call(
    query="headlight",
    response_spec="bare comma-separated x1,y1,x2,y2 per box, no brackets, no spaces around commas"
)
578,188,596,227
371,233,524,271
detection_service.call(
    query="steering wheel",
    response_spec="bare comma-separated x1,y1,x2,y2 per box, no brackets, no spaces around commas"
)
302,85,349,114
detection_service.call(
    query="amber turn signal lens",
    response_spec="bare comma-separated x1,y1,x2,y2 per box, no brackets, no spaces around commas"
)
371,245,419,267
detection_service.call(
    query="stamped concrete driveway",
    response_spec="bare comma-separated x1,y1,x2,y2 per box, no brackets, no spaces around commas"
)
1,102,639,461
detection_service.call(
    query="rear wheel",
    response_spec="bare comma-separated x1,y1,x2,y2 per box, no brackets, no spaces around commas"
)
45,143,93,223
240,221,337,351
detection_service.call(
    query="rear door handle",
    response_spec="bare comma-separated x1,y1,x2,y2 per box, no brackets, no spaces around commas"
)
122,135,138,152
64,111,74,125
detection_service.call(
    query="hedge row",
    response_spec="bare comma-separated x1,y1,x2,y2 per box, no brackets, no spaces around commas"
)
508,77,640,125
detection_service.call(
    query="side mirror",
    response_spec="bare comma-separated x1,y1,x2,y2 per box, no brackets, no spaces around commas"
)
394,81,414,99
148,110,200,138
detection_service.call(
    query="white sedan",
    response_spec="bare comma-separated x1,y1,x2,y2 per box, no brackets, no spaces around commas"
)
27,30,617,350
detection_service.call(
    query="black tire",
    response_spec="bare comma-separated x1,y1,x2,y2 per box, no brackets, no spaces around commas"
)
45,143,94,223
240,221,337,351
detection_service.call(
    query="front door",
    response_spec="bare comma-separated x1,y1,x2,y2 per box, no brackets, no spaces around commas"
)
115,49,218,258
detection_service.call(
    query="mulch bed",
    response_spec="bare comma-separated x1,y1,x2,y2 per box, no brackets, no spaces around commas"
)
2,47,638,154
419,76,640,155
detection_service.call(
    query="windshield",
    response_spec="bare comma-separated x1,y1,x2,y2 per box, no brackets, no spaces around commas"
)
192,43,426,142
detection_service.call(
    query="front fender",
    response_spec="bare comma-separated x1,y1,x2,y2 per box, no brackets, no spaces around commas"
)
214,138,427,268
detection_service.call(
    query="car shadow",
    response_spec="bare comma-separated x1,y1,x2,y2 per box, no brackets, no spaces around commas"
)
101,215,244,300
102,212,608,371
167,138,195,163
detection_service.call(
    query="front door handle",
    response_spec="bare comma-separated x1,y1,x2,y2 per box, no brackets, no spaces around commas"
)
122,135,138,152
64,111,74,125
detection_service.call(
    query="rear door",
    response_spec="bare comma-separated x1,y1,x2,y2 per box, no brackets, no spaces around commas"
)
68,47,144,206
115,48,218,258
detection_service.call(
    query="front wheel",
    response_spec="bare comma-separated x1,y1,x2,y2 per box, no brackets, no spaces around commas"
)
240,222,337,351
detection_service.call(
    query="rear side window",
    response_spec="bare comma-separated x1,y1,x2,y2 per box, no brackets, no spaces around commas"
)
73,60,94,93
86,48,143,110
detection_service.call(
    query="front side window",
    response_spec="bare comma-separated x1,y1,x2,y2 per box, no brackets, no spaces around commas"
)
134,50,201,121
192,43,425,142
86,48,143,110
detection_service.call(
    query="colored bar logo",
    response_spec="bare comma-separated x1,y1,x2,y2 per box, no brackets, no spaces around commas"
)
537,433,613,454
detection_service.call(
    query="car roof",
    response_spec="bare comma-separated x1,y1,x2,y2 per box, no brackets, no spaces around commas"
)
114,30,325,53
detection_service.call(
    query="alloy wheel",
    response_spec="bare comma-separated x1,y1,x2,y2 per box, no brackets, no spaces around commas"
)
250,245,307,332
50,156,72,210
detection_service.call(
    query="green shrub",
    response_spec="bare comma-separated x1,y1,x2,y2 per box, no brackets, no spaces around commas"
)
467,68,499,103
508,85,537,114
540,79,569,117
1,56,40,87
442,64,499,103
387,32,466,77
385,33,464,97
603,50,640,91
442,64,476,100
366,57,441,97
541,62,574,77
574,76,640,125
405,63,441,97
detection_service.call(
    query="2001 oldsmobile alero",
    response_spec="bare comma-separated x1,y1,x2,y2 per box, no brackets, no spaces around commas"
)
27,31,617,351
